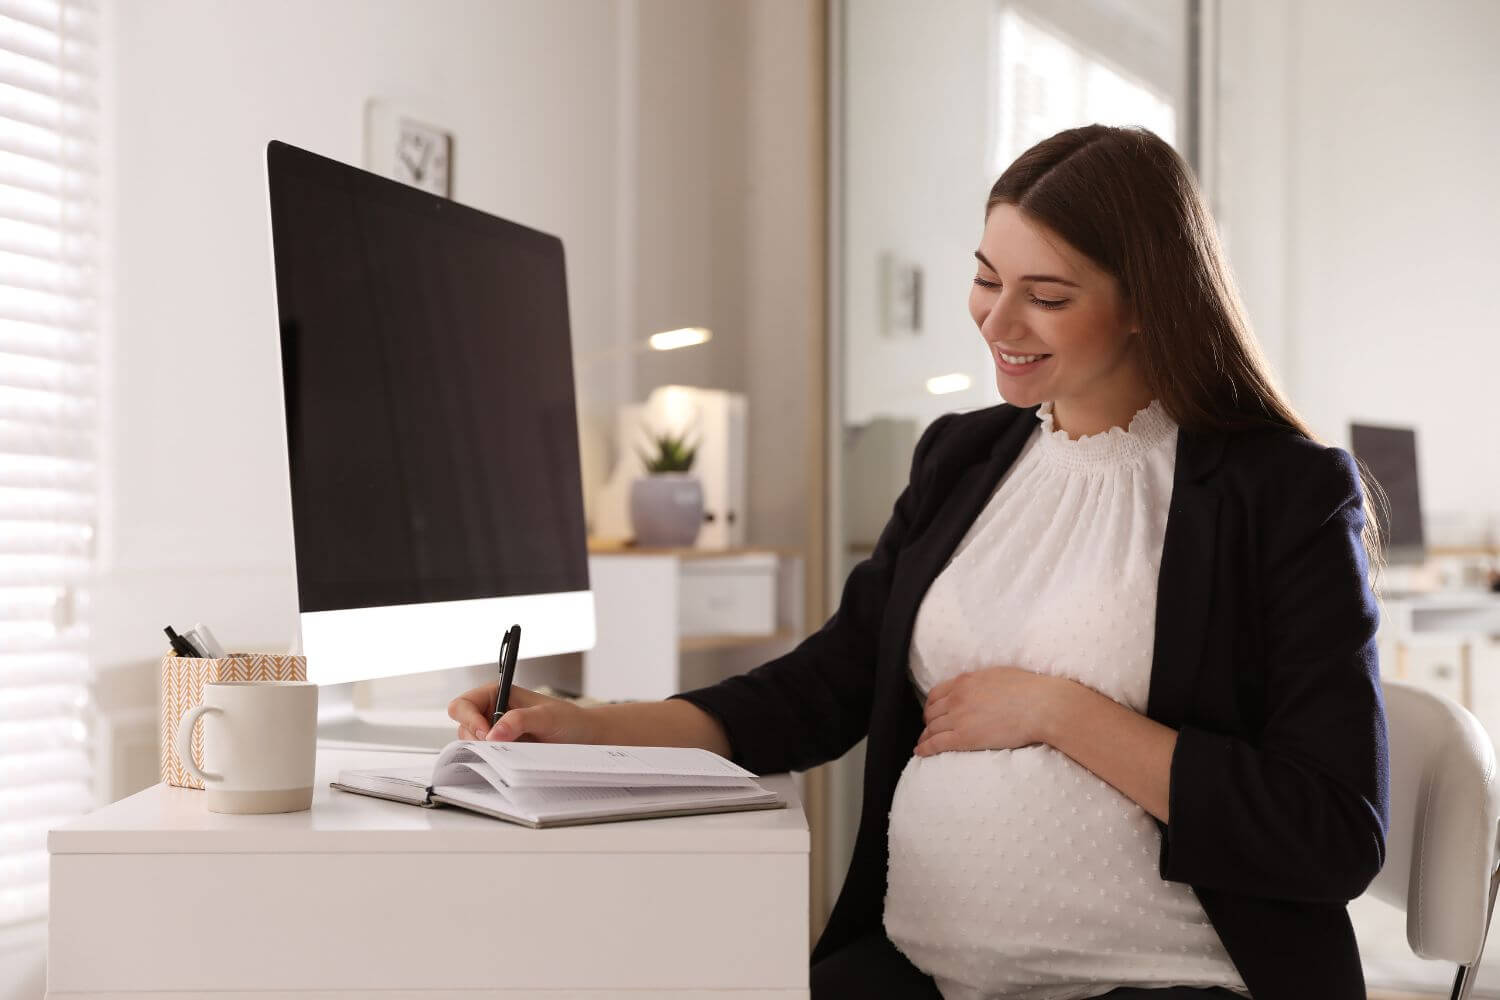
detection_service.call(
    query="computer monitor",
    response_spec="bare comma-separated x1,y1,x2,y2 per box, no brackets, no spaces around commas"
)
265,140,595,696
1349,422,1425,567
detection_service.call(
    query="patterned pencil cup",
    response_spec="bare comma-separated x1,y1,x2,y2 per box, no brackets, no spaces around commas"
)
159,653,308,789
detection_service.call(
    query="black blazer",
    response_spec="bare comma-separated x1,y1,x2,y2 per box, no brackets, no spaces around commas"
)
670,401,1390,1000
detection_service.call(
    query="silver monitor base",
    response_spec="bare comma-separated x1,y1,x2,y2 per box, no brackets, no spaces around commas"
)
316,716,454,752
315,681,457,752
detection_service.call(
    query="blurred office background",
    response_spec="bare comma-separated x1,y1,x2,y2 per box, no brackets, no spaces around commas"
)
2,1,1498,997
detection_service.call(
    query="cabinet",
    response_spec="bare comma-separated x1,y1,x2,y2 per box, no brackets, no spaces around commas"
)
582,546,805,702
1393,635,1467,705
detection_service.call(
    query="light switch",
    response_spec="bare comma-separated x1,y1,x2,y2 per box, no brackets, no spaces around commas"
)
879,251,923,336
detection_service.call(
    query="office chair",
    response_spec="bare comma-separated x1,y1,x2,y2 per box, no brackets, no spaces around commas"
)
1365,680,1500,1000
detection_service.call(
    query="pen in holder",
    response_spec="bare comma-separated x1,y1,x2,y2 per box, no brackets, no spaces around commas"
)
159,652,308,790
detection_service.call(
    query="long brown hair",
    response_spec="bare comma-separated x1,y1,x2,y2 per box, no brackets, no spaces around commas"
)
988,124,1388,595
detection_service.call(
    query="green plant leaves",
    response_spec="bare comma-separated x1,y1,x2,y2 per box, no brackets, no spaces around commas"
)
636,428,698,473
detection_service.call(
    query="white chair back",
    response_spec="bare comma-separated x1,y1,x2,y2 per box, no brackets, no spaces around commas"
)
1366,679,1500,963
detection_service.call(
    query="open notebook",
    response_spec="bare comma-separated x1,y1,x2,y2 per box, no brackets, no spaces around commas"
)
331,741,785,828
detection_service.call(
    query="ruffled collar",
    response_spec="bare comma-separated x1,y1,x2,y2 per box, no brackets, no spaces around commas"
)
1034,398,1177,472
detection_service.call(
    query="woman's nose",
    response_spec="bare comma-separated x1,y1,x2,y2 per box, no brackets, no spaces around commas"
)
979,290,1020,340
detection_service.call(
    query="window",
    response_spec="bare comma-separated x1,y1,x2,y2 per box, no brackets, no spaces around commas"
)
0,0,100,929
991,4,1177,175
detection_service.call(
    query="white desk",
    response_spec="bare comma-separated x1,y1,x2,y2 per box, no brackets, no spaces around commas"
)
1380,589,1500,637
47,747,810,999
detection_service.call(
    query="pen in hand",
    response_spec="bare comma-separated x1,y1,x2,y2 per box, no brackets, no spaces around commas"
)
489,624,521,732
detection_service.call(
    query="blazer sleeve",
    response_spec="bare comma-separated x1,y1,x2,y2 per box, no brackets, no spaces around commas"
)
666,412,958,776
1161,444,1391,903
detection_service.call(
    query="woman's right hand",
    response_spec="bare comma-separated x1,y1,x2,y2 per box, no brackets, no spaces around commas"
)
446,681,601,744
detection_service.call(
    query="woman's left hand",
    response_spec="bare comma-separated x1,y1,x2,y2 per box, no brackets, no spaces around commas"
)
916,666,1061,756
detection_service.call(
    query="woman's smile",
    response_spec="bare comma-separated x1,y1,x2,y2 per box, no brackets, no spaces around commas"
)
992,345,1053,374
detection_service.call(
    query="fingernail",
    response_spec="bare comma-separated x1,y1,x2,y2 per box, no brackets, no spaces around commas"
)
475,725,488,739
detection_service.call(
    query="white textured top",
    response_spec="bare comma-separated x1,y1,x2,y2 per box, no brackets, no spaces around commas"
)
882,399,1250,1000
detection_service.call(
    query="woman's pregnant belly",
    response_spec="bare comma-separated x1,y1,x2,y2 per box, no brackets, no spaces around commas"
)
883,744,1239,1000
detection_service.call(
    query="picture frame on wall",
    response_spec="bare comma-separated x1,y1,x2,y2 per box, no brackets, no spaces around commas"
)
364,98,454,198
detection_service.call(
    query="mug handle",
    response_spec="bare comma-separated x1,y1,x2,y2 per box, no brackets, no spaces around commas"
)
175,703,223,785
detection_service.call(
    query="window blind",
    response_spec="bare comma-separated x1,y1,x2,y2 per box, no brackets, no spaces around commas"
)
0,0,99,930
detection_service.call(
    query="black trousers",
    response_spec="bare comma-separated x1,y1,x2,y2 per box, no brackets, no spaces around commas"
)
810,929,1243,999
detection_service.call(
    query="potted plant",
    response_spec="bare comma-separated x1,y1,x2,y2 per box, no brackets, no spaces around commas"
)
629,427,705,547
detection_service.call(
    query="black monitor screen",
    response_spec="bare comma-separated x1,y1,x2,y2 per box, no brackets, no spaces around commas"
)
1349,423,1424,554
267,140,588,613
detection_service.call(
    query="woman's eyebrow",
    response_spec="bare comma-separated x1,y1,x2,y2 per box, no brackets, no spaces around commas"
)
973,249,1080,288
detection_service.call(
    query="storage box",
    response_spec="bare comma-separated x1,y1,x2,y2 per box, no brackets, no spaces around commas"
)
678,553,777,637
158,652,308,789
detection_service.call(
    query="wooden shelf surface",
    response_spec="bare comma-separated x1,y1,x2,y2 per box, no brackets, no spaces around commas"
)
588,537,802,560
1429,544,1500,557
679,629,800,653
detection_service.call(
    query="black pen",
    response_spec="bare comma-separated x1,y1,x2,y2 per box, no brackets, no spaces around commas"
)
164,626,202,658
490,624,521,728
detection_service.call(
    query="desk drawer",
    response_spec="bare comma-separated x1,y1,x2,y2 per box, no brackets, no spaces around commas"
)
679,553,777,637
1398,638,1467,706
49,850,808,994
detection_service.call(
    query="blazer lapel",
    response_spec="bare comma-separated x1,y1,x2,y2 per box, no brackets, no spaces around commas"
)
1146,424,1226,728
878,406,1041,702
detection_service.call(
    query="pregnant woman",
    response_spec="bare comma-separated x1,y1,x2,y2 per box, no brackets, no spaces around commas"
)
449,124,1390,1000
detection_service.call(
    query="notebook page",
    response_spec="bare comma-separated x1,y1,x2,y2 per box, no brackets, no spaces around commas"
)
432,745,502,789
463,741,757,788
352,765,431,787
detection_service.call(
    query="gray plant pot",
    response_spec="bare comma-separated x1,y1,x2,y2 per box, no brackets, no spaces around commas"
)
629,473,704,547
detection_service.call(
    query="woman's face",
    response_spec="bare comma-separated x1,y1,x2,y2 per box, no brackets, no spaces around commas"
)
970,203,1143,414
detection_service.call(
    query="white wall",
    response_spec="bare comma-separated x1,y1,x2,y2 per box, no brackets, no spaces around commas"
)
1208,0,1294,383
841,0,994,429
629,0,749,401
1217,0,1500,521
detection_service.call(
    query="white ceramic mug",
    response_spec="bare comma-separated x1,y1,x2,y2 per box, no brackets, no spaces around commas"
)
174,681,319,814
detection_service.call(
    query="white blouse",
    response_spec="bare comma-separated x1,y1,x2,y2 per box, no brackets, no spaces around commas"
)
882,398,1250,1000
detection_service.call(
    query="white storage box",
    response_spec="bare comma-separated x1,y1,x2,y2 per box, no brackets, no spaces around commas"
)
679,552,777,637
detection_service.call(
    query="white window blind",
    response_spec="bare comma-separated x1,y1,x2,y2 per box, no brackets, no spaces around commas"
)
991,4,1177,176
0,0,99,929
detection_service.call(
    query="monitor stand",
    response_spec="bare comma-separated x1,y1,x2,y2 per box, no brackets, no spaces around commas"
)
315,681,456,753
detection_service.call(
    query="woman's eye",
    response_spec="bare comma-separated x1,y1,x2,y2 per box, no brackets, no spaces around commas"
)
972,276,1065,309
